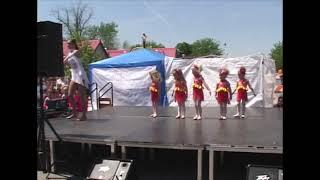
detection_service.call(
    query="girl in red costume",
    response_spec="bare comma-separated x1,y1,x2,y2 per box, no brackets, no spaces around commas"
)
215,68,232,120
192,64,211,120
149,70,161,118
172,69,188,119
232,67,256,118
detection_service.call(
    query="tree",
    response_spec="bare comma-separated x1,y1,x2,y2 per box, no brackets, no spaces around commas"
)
146,41,165,48
79,41,102,73
270,41,283,70
176,42,192,58
130,41,165,49
85,22,120,49
191,38,224,57
52,1,100,77
51,0,93,41
128,44,143,51
122,40,130,49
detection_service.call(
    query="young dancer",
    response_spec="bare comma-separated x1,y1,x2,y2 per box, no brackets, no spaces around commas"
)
149,70,161,118
172,69,188,119
215,68,232,120
232,67,256,118
192,64,211,120
63,39,89,121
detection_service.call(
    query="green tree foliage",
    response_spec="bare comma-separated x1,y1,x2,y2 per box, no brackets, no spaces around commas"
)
130,41,165,49
64,39,102,78
85,22,120,49
176,42,192,57
146,41,165,48
122,40,130,49
79,41,102,73
270,41,283,70
191,38,223,56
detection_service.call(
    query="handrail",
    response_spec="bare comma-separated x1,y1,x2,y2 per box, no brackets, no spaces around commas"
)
88,83,98,109
98,82,113,107
89,83,97,95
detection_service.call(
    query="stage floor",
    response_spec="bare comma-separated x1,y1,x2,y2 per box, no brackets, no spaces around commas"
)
45,106,282,150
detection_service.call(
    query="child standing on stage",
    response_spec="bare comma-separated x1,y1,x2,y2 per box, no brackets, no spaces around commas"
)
192,64,211,120
149,70,161,118
215,68,232,120
232,67,256,118
172,69,188,119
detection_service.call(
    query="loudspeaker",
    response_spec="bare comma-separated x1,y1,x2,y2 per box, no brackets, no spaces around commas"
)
247,164,283,180
37,21,64,77
45,98,68,111
88,159,136,180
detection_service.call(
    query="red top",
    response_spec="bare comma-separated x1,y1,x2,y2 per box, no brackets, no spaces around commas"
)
150,81,160,102
193,76,204,101
193,76,204,90
174,80,187,93
174,80,187,103
216,80,231,104
236,79,249,92
149,81,160,93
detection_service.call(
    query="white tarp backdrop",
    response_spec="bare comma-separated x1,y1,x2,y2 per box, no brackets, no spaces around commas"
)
164,54,276,107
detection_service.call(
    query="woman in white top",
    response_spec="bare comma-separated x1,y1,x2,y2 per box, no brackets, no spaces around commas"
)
63,39,89,121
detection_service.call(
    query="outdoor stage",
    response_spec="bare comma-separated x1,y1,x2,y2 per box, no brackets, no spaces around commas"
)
45,106,282,180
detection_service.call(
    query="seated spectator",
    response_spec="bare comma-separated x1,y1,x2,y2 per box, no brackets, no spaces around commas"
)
60,85,69,99
43,89,54,110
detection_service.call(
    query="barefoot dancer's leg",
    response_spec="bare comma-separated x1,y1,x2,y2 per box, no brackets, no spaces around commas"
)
219,104,223,118
198,101,202,119
154,101,158,117
77,84,88,121
194,100,199,119
181,103,186,118
223,103,227,118
234,103,241,117
176,103,181,118
150,102,156,116
241,101,246,115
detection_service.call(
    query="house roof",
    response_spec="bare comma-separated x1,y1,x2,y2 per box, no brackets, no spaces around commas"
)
63,39,107,56
152,48,176,58
106,49,129,58
106,48,176,58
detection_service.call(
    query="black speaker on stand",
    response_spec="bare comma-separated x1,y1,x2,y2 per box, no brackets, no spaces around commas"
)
37,21,64,77
37,21,64,176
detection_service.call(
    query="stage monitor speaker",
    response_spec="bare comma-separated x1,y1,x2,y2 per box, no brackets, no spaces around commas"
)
37,21,64,77
247,164,283,180
88,159,135,180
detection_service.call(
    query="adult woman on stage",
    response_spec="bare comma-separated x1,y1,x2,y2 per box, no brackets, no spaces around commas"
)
63,39,89,121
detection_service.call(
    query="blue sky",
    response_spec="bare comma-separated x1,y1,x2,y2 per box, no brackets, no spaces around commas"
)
37,0,282,57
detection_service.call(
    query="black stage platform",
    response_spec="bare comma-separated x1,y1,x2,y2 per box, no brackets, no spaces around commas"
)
44,106,282,180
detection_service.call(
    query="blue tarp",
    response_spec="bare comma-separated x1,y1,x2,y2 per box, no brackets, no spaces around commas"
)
89,48,168,106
